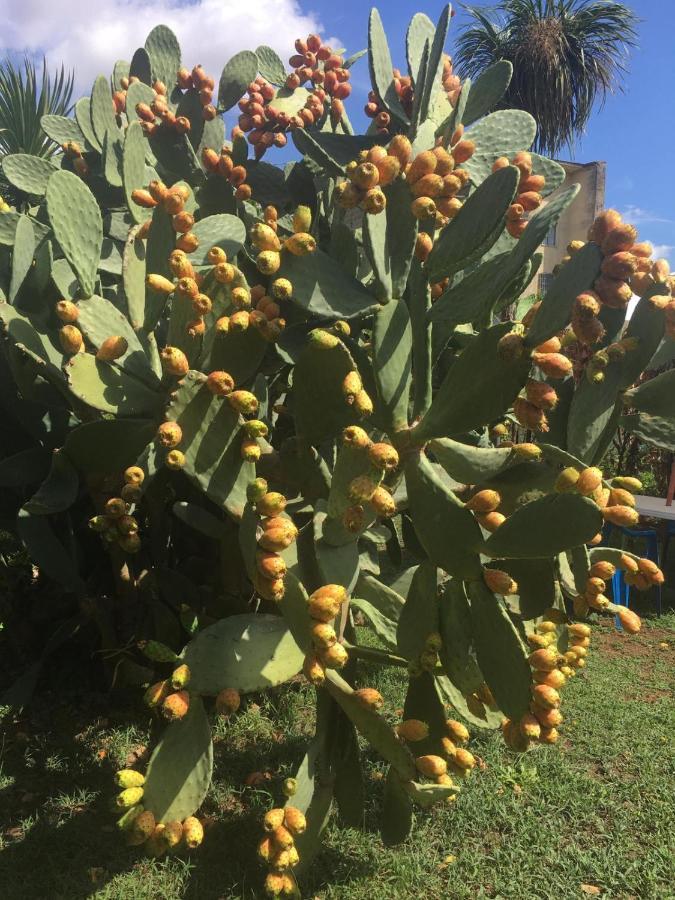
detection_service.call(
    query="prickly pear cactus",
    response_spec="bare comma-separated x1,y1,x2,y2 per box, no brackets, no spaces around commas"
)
0,5,673,893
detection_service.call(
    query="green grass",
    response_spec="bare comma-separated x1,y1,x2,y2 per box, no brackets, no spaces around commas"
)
1,615,674,899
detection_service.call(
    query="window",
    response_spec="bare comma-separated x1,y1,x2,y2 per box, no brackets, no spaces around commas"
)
538,273,554,295
543,225,557,246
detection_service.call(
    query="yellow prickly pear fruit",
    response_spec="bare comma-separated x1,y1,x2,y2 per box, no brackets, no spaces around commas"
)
123,466,144,487
368,442,399,471
284,233,316,256
569,622,591,639
512,443,542,461
532,684,560,710
147,273,176,294
257,250,281,274
466,489,500,513
96,335,128,362
608,487,636,508
351,161,379,190
130,809,155,840
255,492,286,517
270,848,293,871
444,719,470,744
539,726,559,744
161,346,189,376
527,633,550,650
349,475,379,504
182,816,204,849
256,551,287,580
263,808,286,832
354,688,384,710
416,755,447,778
265,872,286,896
502,719,530,752
250,223,281,252
311,622,337,649
576,466,603,496
171,663,191,690
532,705,563,728
308,328,339,350
342,425,371,450
370,485,396,518
611,475,642,492
207,246,227,265
55,299,79,323
105,497,126,518
308,584,346,622
292,206,312,233
144,679,170,708
59,324,83,354
528,648,559,672
536,620,557,634
342,370,363,400
203,371,235,398
519,712,541,740
320,642,348,669
156,421,182,448
215,688,241,716
453,748,476,771
353,389,374,416
115,769,145,789
272,824,294,850
533,668,566,690
165,449,185,470
162,820,183,848
227,390,259,415
440,736,457,758
483,568,518,595
271,278,293,301
617,607,641,634
555,466,580,493
116,786,144,808
571,636,590,649
283,806,306,835
241,439,261,462
303,652,325,685
602,505,639,527
258,523,297,553
258,835,274,863
397,719,430,741
242,420,269,440
162,690,190,721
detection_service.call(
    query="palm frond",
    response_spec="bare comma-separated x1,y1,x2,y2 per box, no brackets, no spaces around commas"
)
454,0,638,155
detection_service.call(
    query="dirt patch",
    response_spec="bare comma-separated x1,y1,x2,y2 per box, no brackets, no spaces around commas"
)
593,619,674,662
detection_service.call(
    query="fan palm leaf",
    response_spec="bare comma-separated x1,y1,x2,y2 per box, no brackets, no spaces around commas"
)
454,0,638,155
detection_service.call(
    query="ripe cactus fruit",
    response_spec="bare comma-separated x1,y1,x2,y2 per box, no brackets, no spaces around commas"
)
171,663,191,690
576,467,603,496
271,824,295,850
466,489,501,514
227,390,259,415
55,299,79,323
342,370,363,400
96,336,128,362
370,486,396,518
416,755,447,778
124,466,145,486
302,652,325,685
534,668,566,689
161,346,189,376
265,873,286,897
130,809,156,840
528,648,559,672
206,371,235,396
144,679,171,708
483,568,518,595
115,769,145,789
524,380,558,410
519,713,541,740
602,505,640,527
165,450,186,470
354,688,384,710
477,511,506,532
156,422,183,448
368,442,399,471
216,688,241,715
555,467,580,493
162,690,190,721
182,816,204,849
445,719,470,744
532,352,573,379
257,492,287,517
532,684,560,710
320,642,348,669
396,719,429,741
616,607,641,634
533,706,563,728
284,233,316,255
283,806,307,836
348,475,379,504
343,426,371,450
308,584,346,621
311,622,337,648
116,786,145,808
59,324,83,354
105,497,126,518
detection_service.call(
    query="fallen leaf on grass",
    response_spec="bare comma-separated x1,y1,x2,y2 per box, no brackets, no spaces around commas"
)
580,884,601,895
438,854,456,871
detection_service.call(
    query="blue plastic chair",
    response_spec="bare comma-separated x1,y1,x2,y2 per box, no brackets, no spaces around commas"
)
611,526,663,627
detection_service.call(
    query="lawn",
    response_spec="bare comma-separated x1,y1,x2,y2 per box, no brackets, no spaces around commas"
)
1,613,674,900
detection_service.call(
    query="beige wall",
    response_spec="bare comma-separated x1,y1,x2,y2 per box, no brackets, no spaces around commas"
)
525,160,606,295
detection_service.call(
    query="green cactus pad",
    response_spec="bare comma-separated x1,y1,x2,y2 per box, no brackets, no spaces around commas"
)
185,214,245,266
415,322,531,441
418,5,451,124
624,368,675,418
122,227,147,329
149,130,202,184
218,50,258,112
125,81,156,123
372,298,412,433
406,12,435,83
9,215,36,303
90,75,120,148
255,45,286,85
405,452,483,579
182,613,304,694
142,696,213,824
2,154,57,196
46,170,102,298
368,8,409,125
620,284,668,387
17,506,85,594
566,366,623,464
529,153,566,197
0,300,65,375
483,493,602,559
404,779,459,808
467,579,532,720
332,713,365,828
463,109,537,185
438,578,483,695
144,25,181,91
324,669,416,780
431,438,515,484
463,61,513,126
74,97,100,152
314,503,362,585
24,450,79,515
65,353,161,417
396,561,438,660
143,206,175,330
64,419,155,475
356,572,405,621
326,441,374,522
426,165,519,283
102,129,123,188
350,599,398,651
381,767,413,846
41,114,87,148
500,558,557,620
293,130,383,175
123,122,152,224
112,60,130,91
129,47,153,84
620,412,674,451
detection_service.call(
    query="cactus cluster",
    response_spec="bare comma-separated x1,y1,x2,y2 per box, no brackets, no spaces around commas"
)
0,6,672,893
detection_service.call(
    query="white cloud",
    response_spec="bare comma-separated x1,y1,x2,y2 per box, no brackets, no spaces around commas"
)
0,0,330,94
651,243,673,264
617,205,672,225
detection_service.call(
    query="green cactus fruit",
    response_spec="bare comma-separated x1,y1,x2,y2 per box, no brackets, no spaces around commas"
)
139,640,178,663
354,688,384,711
415,755,447,779
242,420,269,439
307,584,346,622
161,690,190,721
56,299,79,323
396,719,429,742
227,390,259,415
171,663,191,690
256,492,287,517
182,816,204,849
116,804,144,831
161,346,189,376
483,568,518,595
282,777,297,798
611,476,642,492
96,335,129,362
59,324,83,354
247,477,269,502
555,466,580,493
115,769,146,789
88,515,111,532
308,328,339,350
116,786,145,808
215,687,241,715
156,422,183,448
465,489,501,513
320,642,348,669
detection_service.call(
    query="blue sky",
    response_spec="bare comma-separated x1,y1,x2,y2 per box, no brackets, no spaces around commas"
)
2,0,672,261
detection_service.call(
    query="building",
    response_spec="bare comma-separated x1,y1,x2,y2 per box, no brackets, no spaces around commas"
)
526,160,606,296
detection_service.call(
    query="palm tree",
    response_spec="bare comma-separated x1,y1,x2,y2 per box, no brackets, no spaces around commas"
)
454,0,638,156
0,57,74,204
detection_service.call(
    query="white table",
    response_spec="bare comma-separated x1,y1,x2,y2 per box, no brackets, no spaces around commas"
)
634,495,675,521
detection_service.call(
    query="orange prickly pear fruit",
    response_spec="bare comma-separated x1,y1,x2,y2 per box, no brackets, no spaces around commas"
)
576,466,603,496
536,620,558,633
617,607,641,634
519,713,541,740
116,786,144,808
320,641,348,669
453,748,476,771
476,511,506,532
171,663,191,690
105,497,126,518
534,668,566,689
483,568,518,595
156,421,182,448
354,688,384,710
440,736,457,758
308,585,346,621
416,755,447,778
410,173,444,198
59,324,83,354
311,622,337,648
303,652,326,685
206,371,235,397
115,769,145,789
130,809,155,840
258,524,297,554
411,196,436,219
452,140,475,163
602,505,639,527
574,291,601,318
284,233,316,255
524,379,558,410
445,719,470,744
368,442,399,471
587,208,623,243
375,154,401,186
227,390,259,415
258,835,274,863
406,150,437,183
241,439,261,462
96,335,128,362
370,486,396,517
497,331,525,360
349,475,379,504
555,467,580,493
568,622,591,639
585,576,606,597
271,824,294,850
55,299,79,323
117,515,139,536
342,370,363,400
519,174,546,193
216,688,241,716
466,489,501,513
511,150,532,176
131,188,158,208
594,275,632,307
144,679,170,708
397,719,430,741
254,572,285,603
160,346,189,376
351,161,379,190
362,187,388,214
182,816,204,849
388,134,412,167
539,726,559,744
532,684,560,709
283,806,307,835
502,719,530,751
601,251,638,280
342,425,371,449
162,690,190,721
528,648,559,672
415,232,433,261
532,351,573,378
601,223,638,255
492,155,510,171
251,223,281,252
532,706,563,728
533,336,561,353
257,492,287,517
